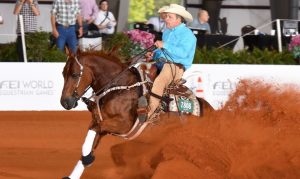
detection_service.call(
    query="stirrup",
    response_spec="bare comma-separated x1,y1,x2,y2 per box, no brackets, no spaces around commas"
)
137,96,148,122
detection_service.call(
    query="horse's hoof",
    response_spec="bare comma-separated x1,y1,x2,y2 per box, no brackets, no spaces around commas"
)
62,177,70,179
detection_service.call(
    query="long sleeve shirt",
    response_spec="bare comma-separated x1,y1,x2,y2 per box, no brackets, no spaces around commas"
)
79,0,98,21
153,23,197,70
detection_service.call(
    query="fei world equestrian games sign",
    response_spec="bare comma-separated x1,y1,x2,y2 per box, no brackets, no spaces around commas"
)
0,63,90,110
0,63,300,110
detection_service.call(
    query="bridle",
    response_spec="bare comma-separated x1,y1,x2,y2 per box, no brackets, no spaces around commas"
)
67,46,156,106
69,56,91,101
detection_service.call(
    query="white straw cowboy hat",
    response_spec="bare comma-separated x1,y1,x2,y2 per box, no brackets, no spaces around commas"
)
164,4,193,23
158,5,169,13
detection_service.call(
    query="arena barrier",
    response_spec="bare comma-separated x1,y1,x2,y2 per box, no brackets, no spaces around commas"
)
183,64,300,109
0,63,92,111
0,63,300,111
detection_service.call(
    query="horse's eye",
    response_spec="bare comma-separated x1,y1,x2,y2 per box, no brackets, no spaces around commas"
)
71,73,79,78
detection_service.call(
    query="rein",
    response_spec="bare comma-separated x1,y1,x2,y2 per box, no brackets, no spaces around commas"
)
160,48,178,84
67,45,155,106
70,46,178,104
86,45,156,101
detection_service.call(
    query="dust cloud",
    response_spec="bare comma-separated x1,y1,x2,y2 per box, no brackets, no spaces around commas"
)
111,80,300,179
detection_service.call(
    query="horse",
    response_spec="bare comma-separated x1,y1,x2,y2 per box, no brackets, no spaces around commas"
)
60,51,206,179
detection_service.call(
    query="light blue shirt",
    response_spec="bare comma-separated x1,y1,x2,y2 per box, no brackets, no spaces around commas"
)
153,23,197,70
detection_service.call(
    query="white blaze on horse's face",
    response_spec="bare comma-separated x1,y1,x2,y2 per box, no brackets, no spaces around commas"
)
60,56,87,110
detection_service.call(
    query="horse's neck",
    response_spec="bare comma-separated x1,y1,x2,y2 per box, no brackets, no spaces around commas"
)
86,56,137,92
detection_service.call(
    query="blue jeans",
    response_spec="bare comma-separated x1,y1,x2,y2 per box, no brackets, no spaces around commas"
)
56,24,77,54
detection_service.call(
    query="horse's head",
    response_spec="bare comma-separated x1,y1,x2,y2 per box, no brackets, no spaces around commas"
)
60,53,93,110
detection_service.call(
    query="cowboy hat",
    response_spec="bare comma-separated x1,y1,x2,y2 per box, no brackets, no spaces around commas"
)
158,5,169,13
164,4,193,23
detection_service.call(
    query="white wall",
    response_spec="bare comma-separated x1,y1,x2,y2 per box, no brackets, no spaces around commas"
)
222,0,272,35
187,0,274,35
185,0,273,50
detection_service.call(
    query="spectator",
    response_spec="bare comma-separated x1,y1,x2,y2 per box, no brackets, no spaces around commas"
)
79,0,98,36
94,0,117,36
137,4,197,122
146,5,169,32
13,0,40,62
189,9,211,34
50,0,83,54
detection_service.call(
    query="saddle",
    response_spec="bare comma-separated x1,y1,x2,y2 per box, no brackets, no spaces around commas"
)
135,62,200,120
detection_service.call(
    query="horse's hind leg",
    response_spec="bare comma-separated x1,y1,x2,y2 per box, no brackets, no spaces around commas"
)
63,128,103,179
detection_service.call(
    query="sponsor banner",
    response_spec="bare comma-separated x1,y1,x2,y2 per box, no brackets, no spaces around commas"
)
183,64,300,109
1,63,300,111
0,63,90,111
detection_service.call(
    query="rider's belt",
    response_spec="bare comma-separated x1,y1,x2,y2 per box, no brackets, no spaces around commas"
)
175,63,185,71
159,58,185,71
56,23,75,28
168,62,185,72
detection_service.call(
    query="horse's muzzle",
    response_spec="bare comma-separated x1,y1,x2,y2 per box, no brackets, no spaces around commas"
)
61,97,78,110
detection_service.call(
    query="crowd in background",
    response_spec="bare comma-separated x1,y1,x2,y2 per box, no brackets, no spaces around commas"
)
10,0,212,61
12,0,117,61
146,6,211,34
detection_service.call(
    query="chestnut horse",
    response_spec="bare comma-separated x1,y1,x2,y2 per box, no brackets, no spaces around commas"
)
60,51,207,179
60,52,149,179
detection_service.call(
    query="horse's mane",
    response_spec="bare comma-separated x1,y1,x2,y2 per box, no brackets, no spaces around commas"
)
79,50,130,68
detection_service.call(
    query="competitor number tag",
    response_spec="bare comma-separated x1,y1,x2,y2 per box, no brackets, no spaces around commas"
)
178,98,193,113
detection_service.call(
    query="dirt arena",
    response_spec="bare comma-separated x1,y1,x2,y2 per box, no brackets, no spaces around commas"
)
0,80,300,179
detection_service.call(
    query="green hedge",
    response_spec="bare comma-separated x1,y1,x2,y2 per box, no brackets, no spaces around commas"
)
0,31,66,62
194,47,297,65
0,31,298,65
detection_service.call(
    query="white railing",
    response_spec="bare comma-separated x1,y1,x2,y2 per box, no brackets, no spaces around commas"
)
19,15,28,63
218,19,300,52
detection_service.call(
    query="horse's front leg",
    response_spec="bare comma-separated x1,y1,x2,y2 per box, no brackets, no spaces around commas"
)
63,124,104,179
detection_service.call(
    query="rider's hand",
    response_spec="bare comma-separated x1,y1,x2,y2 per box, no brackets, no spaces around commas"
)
154,40,163,49
145,52,153,62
